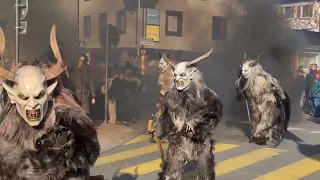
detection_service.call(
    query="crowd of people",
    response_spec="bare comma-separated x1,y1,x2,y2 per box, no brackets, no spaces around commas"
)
56,50,159,126
291,63,320,118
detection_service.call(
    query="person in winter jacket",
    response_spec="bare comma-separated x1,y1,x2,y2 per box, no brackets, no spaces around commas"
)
310,69,320,117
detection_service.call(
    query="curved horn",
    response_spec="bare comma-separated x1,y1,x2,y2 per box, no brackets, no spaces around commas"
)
0,66,16,82
0,27,16,82
0,27,5,58
162,53,175,68
44,25,64,80
244,53,247,60
166,51,174,57
256,52,264,61
187,48,213,66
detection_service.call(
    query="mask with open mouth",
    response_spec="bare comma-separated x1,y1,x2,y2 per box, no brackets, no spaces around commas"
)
170,49,213,91
2,66,58,126
0,25,63,127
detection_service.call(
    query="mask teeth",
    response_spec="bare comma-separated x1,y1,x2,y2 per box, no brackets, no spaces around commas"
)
176,80,184,86
26,109,40,119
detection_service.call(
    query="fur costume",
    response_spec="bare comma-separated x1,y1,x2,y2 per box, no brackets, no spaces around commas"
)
154,49,223,180
148,52,175,136
0,26,100,179
235,53,290,147
154,52,175,122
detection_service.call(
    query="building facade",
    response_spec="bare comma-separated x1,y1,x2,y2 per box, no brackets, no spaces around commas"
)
278,0,320,32
79,0,240,54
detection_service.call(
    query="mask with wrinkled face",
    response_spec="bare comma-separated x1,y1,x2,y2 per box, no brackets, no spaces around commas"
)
0,25,64,126
2,66,57,126
159,58,168,73
171,62,196,91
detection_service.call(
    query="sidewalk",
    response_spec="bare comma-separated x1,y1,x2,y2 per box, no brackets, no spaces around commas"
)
95,118,148,154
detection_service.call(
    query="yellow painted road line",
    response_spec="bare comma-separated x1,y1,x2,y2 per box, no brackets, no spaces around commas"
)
216,148,286,176
254,154,320,180
95,143,169,166
120,143,240,175
123,135,150,145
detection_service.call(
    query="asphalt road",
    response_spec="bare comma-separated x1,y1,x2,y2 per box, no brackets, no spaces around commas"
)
91,119,320,180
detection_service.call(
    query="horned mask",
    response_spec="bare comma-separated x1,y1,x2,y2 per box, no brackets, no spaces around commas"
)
241,52,264,79
0,25,64,126
162,48,212,91
158,51,174,73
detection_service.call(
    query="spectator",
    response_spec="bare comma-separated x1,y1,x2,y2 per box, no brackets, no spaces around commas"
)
310,70,320,117
109,69,132,125
304,63,317,112
70,55,96,116
291,68,305,101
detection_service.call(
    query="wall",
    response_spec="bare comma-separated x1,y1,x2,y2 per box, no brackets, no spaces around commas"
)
79,0,238,52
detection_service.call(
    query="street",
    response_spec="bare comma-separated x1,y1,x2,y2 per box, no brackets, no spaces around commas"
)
91,118,320,180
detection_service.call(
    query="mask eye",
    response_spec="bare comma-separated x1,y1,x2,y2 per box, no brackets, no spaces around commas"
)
180,73,186,77
18,93,29,100
174,73,177,77
35,91,45,99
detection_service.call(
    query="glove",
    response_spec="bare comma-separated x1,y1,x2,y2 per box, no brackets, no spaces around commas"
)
35,126,75,158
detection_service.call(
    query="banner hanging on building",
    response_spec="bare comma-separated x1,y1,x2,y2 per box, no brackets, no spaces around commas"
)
146,25,160,42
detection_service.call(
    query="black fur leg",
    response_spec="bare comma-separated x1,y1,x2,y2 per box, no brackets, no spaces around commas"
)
266,124,282,148
158,146,185,180
196,140,215,180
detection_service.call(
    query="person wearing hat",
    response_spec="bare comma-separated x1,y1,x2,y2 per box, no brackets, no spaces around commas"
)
290,68,305,117
304,64,318,111
70,54,96,116
310,69,320,117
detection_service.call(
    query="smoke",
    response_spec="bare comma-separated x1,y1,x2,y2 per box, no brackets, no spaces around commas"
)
200,0,307,115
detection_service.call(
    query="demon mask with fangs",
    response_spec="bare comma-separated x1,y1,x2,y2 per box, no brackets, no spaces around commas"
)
162,48,213,91
0,25,64,126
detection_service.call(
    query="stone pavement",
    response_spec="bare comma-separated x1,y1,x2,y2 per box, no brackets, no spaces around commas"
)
95,118,149,154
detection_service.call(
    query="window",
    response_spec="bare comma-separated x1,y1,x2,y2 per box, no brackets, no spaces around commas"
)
83,15,91,37
165,10,183,37
117,9,126,34
99,13,107,47
297,6,301,18
302,5,313,17
212,16,227,40
284,7,293,18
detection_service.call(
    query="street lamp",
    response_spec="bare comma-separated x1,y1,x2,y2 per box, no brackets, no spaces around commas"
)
14,0,28,64
137,0,141,56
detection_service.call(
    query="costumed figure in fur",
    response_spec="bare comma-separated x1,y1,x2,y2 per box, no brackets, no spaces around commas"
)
235,53,290,147
148,51,175,142
153,48,223,180
0,25,100,179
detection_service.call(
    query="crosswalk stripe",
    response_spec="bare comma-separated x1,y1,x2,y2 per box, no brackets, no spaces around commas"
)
216,148,286,176
119,143,240,175
123,135,150,145
95,143,169,166
254,154,320,180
